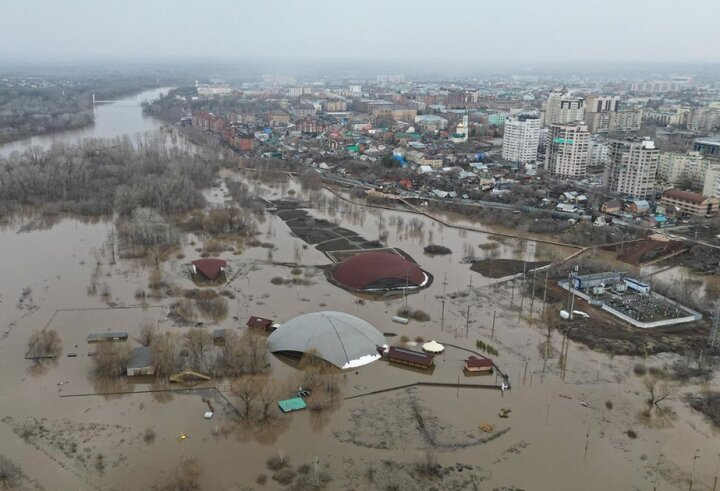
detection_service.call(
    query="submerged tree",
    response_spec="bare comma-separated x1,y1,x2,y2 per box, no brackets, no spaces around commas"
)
26,329,62,361
92,343,132,379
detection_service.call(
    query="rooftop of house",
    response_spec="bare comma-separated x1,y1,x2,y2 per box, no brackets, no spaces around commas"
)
127,346,152,370
662,189,710,204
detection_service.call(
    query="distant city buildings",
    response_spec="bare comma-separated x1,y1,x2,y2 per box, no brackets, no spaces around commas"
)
583,95,642,134
289,87,312,98
502,114,540,164
196,83,231,97
606,138,659,199
414,114,448,132
629,78,690,93
321,99,347,112
542,89,585,127
186,74,720,219
545,123,591,178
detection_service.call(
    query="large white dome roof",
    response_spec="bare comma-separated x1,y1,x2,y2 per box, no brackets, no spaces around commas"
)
267,311,385,369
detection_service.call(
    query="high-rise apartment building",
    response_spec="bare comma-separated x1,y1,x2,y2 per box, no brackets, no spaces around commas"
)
657,151,706,188
584,95,642,134
502,114,541,164
543,89,585,127
606,138,659,199
590,137,609,169
545,123,591,179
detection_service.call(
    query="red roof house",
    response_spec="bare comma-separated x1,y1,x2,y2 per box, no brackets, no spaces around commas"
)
464,355,494,373
246,316,276,332
191,259,227,281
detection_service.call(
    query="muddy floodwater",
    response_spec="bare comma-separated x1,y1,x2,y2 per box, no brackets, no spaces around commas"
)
2,101,720,490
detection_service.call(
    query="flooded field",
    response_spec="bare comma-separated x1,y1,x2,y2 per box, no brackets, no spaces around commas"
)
2,102,720,490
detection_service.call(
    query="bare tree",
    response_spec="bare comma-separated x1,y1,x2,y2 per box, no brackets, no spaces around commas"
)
243,331,269,375
92,343,131,379
231,376,261,421
257,377,282,422
183,328,213,373
220,330,246,377
136,321,156,347
644,376,675,410
296,349,342,411
26,329,61,361
151,332,180,381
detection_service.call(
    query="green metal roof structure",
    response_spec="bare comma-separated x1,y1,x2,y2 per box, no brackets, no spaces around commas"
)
278,397,307,413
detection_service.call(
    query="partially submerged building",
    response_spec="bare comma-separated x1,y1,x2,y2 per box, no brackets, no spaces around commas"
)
267,311,386,369
330,251,430,292
464,355,494,373
190,259,227,282
246,316,278,333
87,332,128,344
213,329,228,346
559,271,701,328
385,346,434,370
127,346,154,377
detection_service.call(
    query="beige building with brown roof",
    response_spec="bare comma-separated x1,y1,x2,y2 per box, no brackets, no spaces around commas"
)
660,189,719,217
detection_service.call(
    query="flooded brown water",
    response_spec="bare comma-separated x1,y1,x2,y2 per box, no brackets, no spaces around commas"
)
1,105,720,490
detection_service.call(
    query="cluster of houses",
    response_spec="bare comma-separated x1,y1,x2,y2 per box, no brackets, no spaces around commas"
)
600,188,719,228
181,79,720,237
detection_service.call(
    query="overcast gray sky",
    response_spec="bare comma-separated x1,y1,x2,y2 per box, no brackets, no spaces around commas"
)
2,0,718,64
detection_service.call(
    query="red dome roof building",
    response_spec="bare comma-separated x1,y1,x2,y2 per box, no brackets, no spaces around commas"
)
331,251,430,291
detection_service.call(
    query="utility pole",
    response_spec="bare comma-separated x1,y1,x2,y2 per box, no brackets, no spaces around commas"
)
510,271,516,309
712,453,720,491
441,299,446,331
530,269,537,317
567,266,579,320
689,449,700,491
491,310,496,340
465,304,470,339
403,268,409,310
583,423,590,464
542,268,549,316
541,326,549,383
466,276,473,338
519,261,527,312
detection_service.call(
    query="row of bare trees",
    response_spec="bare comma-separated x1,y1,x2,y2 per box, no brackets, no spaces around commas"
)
90,326,271,382
0,133,218,217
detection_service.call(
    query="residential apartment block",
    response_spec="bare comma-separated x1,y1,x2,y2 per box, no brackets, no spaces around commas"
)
606,138,658,199
545,123,591,179
501,114,541,164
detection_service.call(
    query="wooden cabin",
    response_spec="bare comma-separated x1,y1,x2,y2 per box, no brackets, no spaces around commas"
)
464,355,494,373
387,346,434,370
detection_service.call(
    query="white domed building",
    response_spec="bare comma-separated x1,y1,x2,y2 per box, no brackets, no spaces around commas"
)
267,311,386,369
